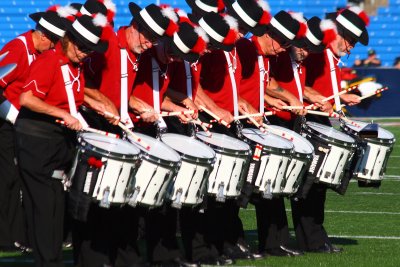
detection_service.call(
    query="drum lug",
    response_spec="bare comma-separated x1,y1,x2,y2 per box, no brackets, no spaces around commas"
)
127,186,140,207
262,180,272,199
216,182,226,202
171,188,183,209
99,186,111,209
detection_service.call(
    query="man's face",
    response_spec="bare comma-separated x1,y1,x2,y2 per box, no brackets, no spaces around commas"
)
258,32,288,56
128,23,156,54
290,46,309,62
331,31,356,57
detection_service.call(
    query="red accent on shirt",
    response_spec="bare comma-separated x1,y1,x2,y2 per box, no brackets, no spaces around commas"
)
0,31,39,109
23,43,84,111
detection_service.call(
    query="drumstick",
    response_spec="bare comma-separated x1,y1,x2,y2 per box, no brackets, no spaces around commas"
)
56,120,120,138
103,111,121,121
306,110,341,118
247,116,268,134
233,111,276,120
354,86,388,102
305,85,359,110
262,123,294,141
198,105,231,128
117,122,151,150
281,106,307,110
135,110,196,119
199,123,213,137
188,119,213,129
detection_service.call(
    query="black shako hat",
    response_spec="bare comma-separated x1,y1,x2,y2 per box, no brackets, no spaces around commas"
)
198,12,238,52
29,6,68,42
266,10,300,46
335,6,369,46
303,16,338,52
64,14,109,53
185,0,224,16
223,0,271,36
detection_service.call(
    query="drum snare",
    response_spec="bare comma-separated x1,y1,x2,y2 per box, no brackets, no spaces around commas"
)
161,133,216,209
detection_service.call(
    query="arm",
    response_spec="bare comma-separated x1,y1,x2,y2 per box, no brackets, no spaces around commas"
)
20,90,81,130
304,86,333,112
84,88,119,124
128,95,159,123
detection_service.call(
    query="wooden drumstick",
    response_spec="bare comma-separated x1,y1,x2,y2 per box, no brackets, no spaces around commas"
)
247,116,267,134
56,120,120,138
198,105,231,128
262,123,294,141
103,111,121,121
159,110,196,117
117,122,151,150
306,110,341,118
281,106,307,110
234,111,276,120
305,85,359,110
188,119,213,129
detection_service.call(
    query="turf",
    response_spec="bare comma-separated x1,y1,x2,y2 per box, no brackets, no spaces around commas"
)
1,123,399,267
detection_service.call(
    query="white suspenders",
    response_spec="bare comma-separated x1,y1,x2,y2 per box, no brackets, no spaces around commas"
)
151,58,167,129
257,55,266,113
326,48,342,112
184,61,193,100
120,49,134,128
223,51,239,117
290,55,304,103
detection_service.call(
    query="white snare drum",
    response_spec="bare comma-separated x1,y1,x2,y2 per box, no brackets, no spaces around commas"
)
303,122,357,187
341,120,396,182
161,133,216,209
267,125,314,196
127,133,181,207
71,133,141,209
196,132,251,202
241,128,293,198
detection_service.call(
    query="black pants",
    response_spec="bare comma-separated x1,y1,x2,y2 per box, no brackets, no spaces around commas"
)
253,196,290,251
290,114,331,250
0,120,26,247
16,119,76,267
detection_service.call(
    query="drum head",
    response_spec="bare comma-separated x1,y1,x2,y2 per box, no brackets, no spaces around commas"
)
81,133,140,155
307,121,355,143
242,128,293,150
196,132,250,151
161,133,215,159
345,121,394,140
268,125,314,154
128,133,180,162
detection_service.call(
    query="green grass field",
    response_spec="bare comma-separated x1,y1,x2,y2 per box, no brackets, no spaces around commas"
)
1,118,399,267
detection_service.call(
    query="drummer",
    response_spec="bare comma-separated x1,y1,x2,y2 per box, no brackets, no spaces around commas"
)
72,2,188,267
224,1,305,256
292,7,369,253
14,11,110,266
0,6,68,252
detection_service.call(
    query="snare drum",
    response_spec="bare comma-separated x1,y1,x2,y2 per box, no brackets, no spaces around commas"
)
302,122,357,187
267,125,314,196
161,133,216,209
196,132,251,202
341,120,396,182
241,128,293,198
127,133,181,207
69,133,141,214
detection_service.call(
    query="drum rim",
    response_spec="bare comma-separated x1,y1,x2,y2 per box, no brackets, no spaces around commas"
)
304,121,356,147
195,131,251,156
127,133,181,166
79,133,141,160
241,128,294,155
267,125,315,155
160,133,216,164
340,121,395,145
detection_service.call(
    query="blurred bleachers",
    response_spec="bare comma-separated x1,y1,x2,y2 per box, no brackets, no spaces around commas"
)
0,0,398,67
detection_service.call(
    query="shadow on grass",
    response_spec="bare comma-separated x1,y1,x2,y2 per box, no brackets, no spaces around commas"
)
0,250,74,267
329,237,358,246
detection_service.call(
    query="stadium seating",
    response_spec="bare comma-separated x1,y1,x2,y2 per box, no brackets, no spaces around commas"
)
0,0,398,67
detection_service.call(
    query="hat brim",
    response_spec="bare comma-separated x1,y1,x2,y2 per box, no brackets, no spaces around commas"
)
64,20,108,53
224,1,267,37
207,38,235,52
129,2,162,39
266,24,295,46
303,38,325,52
186,0,219,17
29,12,63,42
170,43,200,63
337,23,369,46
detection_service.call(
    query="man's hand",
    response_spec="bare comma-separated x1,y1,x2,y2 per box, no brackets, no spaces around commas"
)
340,93,361,106
62,113,82,131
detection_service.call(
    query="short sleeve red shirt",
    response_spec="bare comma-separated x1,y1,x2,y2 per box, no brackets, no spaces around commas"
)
0,31,39,109
23,43,84,112
304,48,341,100
270,50,306,120
199,48,242,113
168,61,201,101
236,37,269,112
131,49,177,109
84,27,139,110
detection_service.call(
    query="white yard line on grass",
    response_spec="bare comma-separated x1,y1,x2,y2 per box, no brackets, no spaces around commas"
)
353,192,399,195
329,235,400,240
243,209,400,215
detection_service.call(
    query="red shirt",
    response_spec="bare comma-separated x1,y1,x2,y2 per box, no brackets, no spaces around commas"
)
236,37,267,112
168,61,201,101
270,50,306,120
131,48,177,108
23,43,84,112
84,27,139,110
199,48,242,113
304,48,341,101
0,31,39,109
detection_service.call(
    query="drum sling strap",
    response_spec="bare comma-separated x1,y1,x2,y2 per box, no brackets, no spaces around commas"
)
0,36,33,124
223,50,239,117
151,57,168,134
184,61,192,100
257,55,266,114
326,48,342,112
120,48,134,128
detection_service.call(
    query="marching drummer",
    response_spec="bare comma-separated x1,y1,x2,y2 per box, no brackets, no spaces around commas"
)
225,1,305,256
291,7,369,253
0,6,68,252
14,10,110,266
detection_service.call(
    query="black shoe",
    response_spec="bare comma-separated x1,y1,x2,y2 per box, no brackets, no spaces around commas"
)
308,243,343,254
265,247,292,257
216,255,235,265
279,245,304,256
